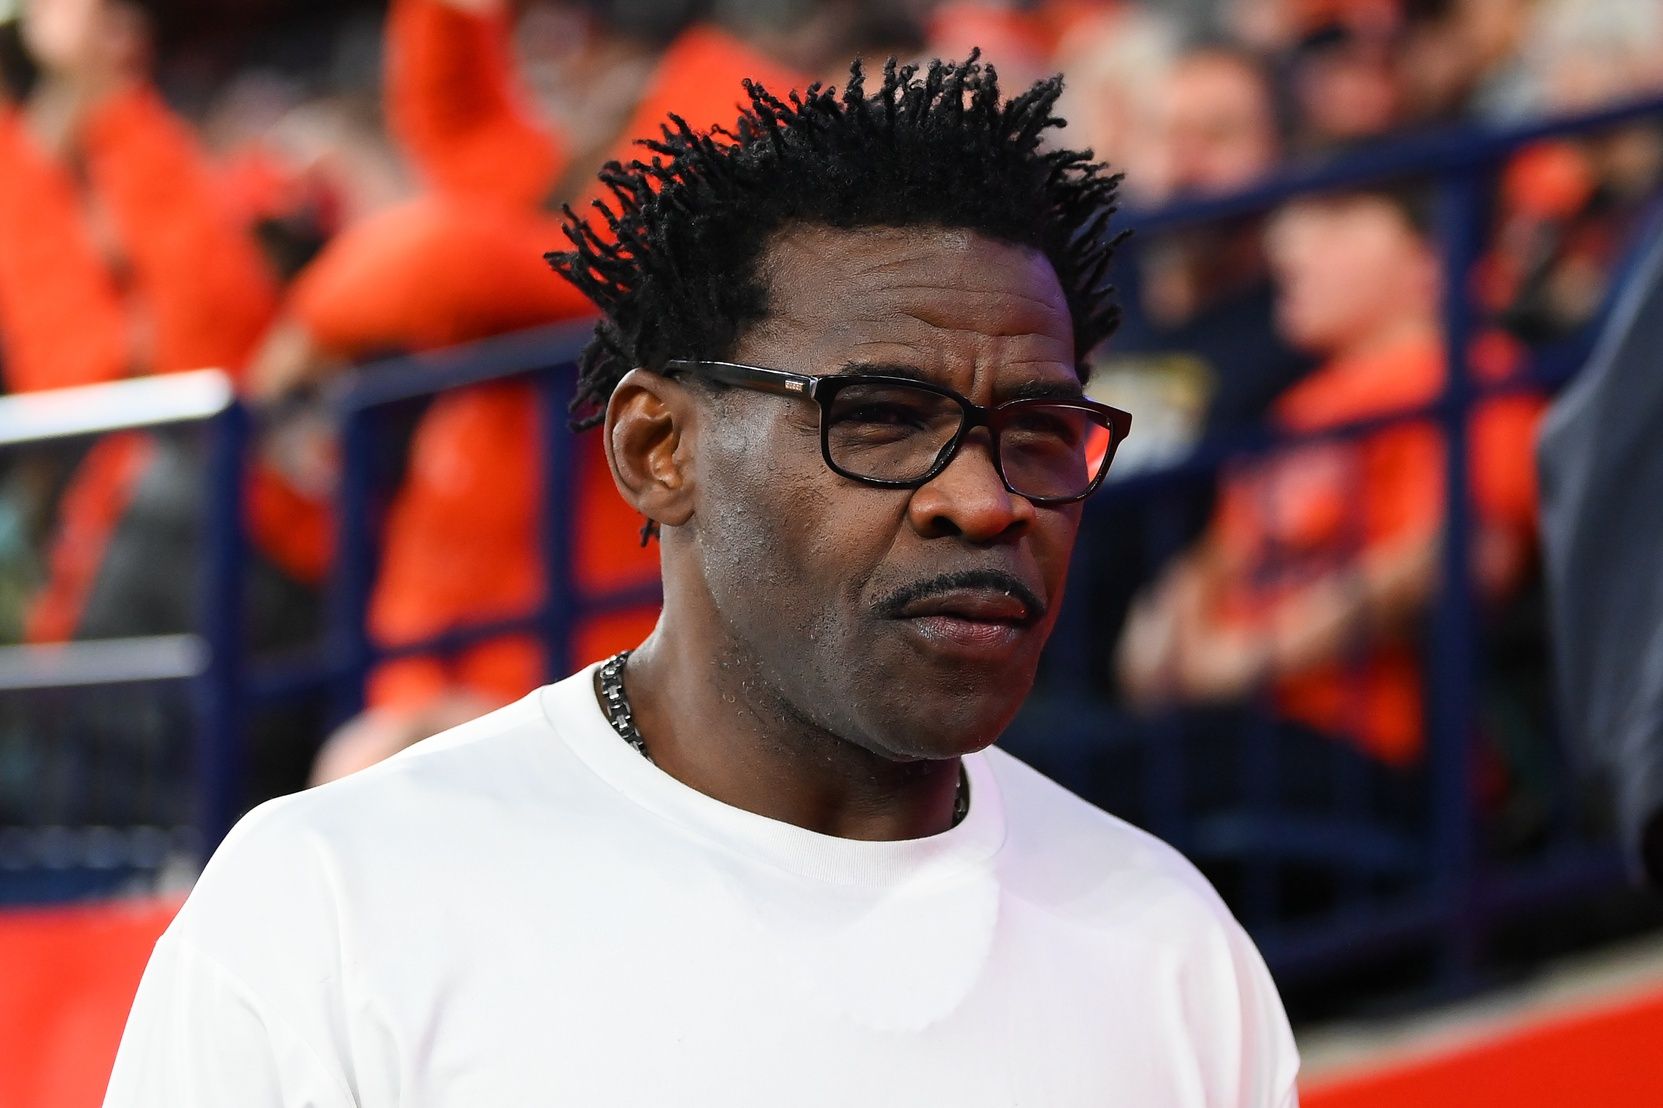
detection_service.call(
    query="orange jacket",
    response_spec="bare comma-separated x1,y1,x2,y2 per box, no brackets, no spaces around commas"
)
80,85,280,377
0,106,130,393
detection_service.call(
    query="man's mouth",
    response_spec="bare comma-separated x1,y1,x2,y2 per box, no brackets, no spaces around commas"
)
897,589,1035,625
878,571,1045,657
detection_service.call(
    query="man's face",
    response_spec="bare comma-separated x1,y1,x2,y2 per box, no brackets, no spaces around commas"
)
680,225,1083,762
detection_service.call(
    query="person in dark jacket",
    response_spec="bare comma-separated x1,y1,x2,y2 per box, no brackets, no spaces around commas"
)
1538,222,1663,884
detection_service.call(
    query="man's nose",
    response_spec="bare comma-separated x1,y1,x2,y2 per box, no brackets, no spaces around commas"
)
905,429,1036,543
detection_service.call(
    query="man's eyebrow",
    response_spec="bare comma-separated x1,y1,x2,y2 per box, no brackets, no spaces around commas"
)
831,360,931,380
1004,378,1086,402
832,361,1086,401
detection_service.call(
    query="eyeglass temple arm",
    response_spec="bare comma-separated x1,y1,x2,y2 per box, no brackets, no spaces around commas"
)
662,359,818,398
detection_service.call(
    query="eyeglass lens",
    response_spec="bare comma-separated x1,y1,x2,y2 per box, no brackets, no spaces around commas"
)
823,381,1107,499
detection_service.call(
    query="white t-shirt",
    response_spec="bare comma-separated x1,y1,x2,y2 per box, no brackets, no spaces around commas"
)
106,664,1300,1106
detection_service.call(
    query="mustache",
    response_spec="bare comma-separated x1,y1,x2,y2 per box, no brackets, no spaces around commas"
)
873,569,1047,621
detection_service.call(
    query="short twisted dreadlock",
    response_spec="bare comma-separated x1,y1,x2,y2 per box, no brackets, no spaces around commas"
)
547,53,1126,431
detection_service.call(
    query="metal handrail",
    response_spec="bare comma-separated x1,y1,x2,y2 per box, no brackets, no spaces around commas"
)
0,370,232,445
0,369,248,856
0,636,206,691
333,320,597,412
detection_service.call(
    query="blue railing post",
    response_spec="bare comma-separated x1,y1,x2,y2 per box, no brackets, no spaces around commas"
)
537,369,581,679
1429,167,1487,991
195,400,250,855
330,405,378,724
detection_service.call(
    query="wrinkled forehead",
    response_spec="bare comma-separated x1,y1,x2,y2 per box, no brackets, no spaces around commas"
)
739,224,1081,397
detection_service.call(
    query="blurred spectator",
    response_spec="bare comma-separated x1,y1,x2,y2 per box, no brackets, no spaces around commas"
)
1484,135,1663,343
209,75,411,280
1154,41,1285,201
0,0,329,807
1282,5,1415,154
1051,5,1179,186
1116,187,1542,766
1106,41,1305,434
1068,42,1312,675
0,0,317,609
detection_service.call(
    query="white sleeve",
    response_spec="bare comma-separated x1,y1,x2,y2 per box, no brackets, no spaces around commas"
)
104,934,356,1107
1170,893,1301,1108
1223,918,1301,1108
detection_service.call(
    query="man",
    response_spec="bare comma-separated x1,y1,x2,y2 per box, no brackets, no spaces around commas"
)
106,57,1299,1105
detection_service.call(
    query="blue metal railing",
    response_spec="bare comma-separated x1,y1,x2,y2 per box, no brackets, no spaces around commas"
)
2,91,1661,998
320,320,661,725
0,371,247,896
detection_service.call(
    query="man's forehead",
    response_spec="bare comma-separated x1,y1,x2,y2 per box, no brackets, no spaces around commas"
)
747,223,1078,384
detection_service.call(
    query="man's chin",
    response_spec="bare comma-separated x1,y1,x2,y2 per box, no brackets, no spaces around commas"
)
862,691,1029,761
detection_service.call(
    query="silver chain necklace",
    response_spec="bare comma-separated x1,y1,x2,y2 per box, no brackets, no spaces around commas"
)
597,650,970,826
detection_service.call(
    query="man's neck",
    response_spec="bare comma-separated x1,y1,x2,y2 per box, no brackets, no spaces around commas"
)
609,624,965,842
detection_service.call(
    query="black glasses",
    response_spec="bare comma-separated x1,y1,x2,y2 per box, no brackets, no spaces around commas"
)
663,360,1132,505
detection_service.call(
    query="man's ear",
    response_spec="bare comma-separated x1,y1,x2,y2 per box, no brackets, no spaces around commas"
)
603,368,697,531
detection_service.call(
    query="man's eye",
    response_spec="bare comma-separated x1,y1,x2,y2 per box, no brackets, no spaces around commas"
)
1007,410,1084,443
839,403,926,427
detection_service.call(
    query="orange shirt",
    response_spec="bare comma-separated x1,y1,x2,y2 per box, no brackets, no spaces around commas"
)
383,0,806,217
1212,332,1543,763
0,88,282,391
583,25,807,207
0,106,130,393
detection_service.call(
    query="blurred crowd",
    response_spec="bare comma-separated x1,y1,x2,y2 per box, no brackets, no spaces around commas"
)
1,0,1662,816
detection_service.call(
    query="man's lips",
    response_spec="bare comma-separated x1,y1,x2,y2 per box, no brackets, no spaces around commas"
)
895,589,1035,625
877,571,1046,657
876,570,1046,624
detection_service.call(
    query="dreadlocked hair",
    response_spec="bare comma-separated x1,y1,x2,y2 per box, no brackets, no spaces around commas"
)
546,51,1127,432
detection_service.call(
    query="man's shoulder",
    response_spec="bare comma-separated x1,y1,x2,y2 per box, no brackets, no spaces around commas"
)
984,746,1237,933
260,690,554,832
169,693,559,944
